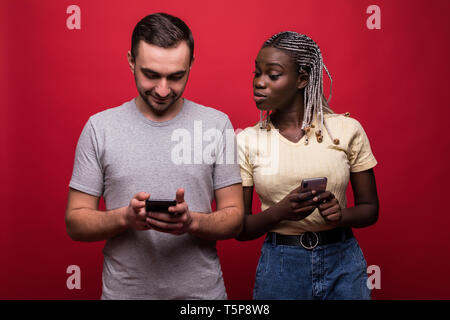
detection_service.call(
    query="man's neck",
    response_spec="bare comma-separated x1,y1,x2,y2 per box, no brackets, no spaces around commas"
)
135,96,184,122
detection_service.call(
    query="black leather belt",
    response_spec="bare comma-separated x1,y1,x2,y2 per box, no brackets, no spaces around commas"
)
267,227,354,250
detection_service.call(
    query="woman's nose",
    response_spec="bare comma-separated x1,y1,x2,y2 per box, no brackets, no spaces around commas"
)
254,77,266,89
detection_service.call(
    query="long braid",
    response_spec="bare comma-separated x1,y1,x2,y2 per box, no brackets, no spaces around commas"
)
261,31,339,145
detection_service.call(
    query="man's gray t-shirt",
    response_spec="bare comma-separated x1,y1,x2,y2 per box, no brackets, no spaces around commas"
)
69,98,242,299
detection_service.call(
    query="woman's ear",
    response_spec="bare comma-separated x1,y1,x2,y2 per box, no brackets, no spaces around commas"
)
297,70,309,90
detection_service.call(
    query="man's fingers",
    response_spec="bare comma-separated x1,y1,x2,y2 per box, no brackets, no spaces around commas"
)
146,217,183,230
130,192,150,213
136,220,152,230
176,188,185,204
135,208,148,220
171,189,188,215
147,211,186,222
134,192,150,201
168,202,187,215
131,198,146,210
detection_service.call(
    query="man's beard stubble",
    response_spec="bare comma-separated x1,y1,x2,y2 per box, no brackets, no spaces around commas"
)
139,91,178,116
135,72,184,117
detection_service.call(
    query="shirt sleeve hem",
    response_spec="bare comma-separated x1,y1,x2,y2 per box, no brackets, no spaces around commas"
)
241,178,254,187
213,177,243,190
350,159,378,173
69,180,103,197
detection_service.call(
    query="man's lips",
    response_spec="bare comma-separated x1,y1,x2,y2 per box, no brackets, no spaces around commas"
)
150,95,170,103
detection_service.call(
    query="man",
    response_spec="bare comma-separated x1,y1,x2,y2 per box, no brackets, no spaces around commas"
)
65,12,244,299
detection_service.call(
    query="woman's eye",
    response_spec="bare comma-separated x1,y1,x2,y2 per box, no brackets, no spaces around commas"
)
269,74,281,80
252,71,261,77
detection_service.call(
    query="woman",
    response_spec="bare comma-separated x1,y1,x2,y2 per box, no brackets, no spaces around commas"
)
236,31,379,300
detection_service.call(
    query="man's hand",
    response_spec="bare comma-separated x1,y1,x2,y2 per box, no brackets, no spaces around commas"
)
145,188,193,235
125,192,152,231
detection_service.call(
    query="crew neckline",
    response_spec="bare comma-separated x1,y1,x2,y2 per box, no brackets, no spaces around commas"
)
131,97,189,127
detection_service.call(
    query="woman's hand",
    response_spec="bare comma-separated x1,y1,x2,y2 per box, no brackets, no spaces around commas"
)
314,191,342,226
272,187,319,222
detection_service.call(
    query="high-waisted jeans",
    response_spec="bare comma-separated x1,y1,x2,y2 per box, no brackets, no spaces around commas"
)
253,234,371,300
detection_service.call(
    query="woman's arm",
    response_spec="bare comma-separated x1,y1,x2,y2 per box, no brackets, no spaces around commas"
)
317,169,379,228
236,186,317,241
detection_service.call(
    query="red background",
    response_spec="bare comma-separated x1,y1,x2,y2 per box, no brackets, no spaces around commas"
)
1,0,450,299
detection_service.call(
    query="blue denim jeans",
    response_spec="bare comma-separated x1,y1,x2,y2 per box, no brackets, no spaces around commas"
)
253,234,371,300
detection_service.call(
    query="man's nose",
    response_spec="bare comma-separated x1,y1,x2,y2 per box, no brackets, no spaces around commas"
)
155,79,170,98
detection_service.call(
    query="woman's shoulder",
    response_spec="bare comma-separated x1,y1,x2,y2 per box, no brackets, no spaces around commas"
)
324,112,366,133
323,112,373,149
236,122,260,138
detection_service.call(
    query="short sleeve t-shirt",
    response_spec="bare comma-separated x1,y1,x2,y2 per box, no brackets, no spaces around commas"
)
70,98,242,299
237,113,377,235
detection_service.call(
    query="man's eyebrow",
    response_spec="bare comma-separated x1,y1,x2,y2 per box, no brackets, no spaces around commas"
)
140,67,187,76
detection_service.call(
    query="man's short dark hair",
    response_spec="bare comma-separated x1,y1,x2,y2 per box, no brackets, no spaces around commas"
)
131,13,194,63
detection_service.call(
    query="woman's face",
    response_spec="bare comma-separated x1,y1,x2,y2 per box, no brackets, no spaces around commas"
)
253,46,307,111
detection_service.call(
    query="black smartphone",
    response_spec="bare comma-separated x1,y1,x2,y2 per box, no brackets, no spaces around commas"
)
145,199,177,214
299,177,328,193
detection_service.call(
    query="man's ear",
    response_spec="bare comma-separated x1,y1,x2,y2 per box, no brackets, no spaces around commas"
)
189,55,195,70
297,70,309,90
127,50,135,73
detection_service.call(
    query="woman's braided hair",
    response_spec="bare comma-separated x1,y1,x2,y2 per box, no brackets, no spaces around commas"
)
261,31,340,145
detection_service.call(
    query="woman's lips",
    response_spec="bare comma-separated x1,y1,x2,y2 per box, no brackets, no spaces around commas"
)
254,96,267,103
254,92,267,104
